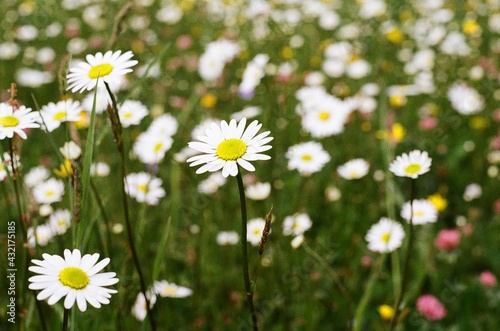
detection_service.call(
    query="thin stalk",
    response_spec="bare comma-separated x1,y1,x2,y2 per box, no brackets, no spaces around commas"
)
354,254,387,331
104,83,156,331
390,179,416,330
62,309,70,331
236,170,258,331
8,139,48,331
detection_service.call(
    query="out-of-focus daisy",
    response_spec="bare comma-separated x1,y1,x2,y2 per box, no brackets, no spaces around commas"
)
59,141,82,160
147,113,178,137
90,162,110,177
24,166,50,188
337,159,370,180
133,131,173,164
0,152,20,181
132,291,157,321
48,209,72,235
247,218,266,246
389,150,431,179
301,95,351,138
39,99,81,132
27,225,54,247
238,54,269,99
187,118,273,178
197,172,227,195
118,100,149,128
28,249,119,312
286,141,331,176
448,83,484,115
153,280,192,298
291,234,305,249
124,172,165,205
401,199,438,225
365,217,405,253
231,106,262,122
32,178,65,204
283,213,312,236
463,183,482,201
0,102,40,140
67,50,138,93
216,231,240,245
245,182,271,200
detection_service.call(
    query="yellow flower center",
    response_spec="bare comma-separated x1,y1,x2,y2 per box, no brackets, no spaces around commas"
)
404,164,421,174
45,190,54,197
58,219,66,227
88,63,113,79
154,142,163,152
381,232,391,243
163,287,178,296
378,304,395,321
414,211,423,217
349,171,358,178
0,115,19,127
53,111,67,121
319,111,330,121
216,138,247,161
59,267,89,290
253,229,261,235
301,154,312,161
123,112,132,119
138,184,148,192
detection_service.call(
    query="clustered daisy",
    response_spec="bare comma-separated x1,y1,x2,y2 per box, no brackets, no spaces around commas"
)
28,249,118,312
0,102,40,140
365,217,405,253
389,149,432,179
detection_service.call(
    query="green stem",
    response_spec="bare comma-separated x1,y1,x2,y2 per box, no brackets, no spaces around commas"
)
62,309,70,331
236,170,258,331
354,254,387,331
390,179,416,330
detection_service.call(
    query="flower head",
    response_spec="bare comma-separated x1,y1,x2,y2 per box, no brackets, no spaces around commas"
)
365,217,405,253
401,199,438,225
153,280,192,298
337,158,370,180
0,102,40,140
389,150,431,179
434,229,461,251
286,141,331,176
416,294,447,320
67,50,138,93
187,118,273,177
39,99,81,132
125,172,166,205
247,218,267,246
28,249,118,312
283,213,313,236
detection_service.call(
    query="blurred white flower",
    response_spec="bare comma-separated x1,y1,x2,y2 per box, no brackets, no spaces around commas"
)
125,172,166,205
463,183,482,202
448,83,484,115
365,218,405,253
153,280,192,298
245,182,271,200
32,178,65,204
401,199,438,225
247,218,266,246
217,231,240,245
337,159,370,180
286,141,331,176
59,141,82,160
283,213,312,236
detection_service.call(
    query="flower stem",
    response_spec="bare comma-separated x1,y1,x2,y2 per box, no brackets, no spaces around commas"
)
390,178,416,330
104,83,156,331
236,170,258,331
62,309,70,331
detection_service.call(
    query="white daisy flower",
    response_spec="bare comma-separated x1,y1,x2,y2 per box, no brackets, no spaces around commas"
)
337,158,370,180
245,182,271,200
247,218,266,246
48,209,72,235
365,217,405,253
286,141,331,176
187,118,273,178
24,166,50,188
463,183,482,202
39,99,81,132
0,152,20,181
133,131,173,164
124,172,166,205
27,224,54,247
0,102,40,140
118,100,149,128
401,199,438,225
32,178,65,204
59,141,82,160
153,280,192,298
291,234,305,249
448,83,484,115
389,150,432,179
66,50,138,93
28,249,119,312
216,231,240,245
132,291,157,321
197,172,227,195
90,162,110,177
301,95,351,138
283,213,312,236
147,113,178,137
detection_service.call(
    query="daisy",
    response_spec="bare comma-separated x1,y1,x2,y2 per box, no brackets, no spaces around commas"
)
147,113,178,137
118,100,149,128
401,199,438,224
28,249,119,312
39,99,81,132
90,162,110,177
187,118,273,178
24,166,50,188
124,172,166,205
337,158,370,179
32,178,65,204
27,225,54,247
66,50,138,93
0,152,20,181
0,102,40,140
300,95,351,138
283,213,313,236
286,141,331,176
132,291,157,321
59,141,82,160
216,231,240,245
153,280,192,298
197,172,227,195
365,217,405,253
133,131,173,164
389,150,432,179
448,83,484,115
48,209,72,235
247,218,266,246
245,182,271,200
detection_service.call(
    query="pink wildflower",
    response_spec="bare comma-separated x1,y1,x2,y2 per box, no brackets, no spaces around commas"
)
479,271,497,287
416,294,447,320
434,229,461,251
